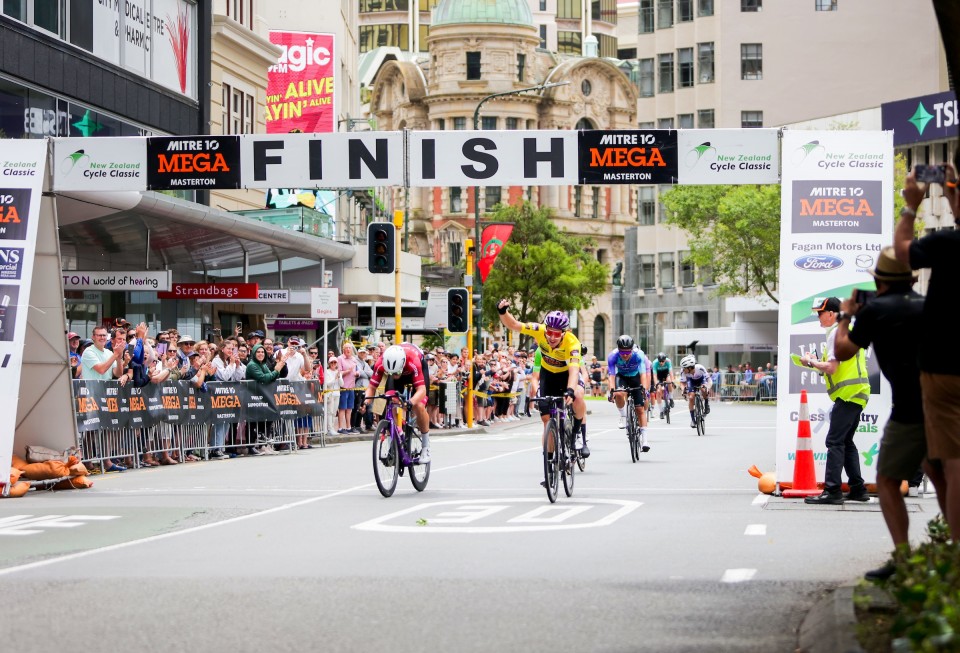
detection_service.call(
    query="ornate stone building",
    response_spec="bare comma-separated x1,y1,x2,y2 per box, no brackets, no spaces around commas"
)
367,0,636,355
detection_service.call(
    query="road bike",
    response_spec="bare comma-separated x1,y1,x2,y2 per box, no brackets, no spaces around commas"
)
691,387,707,437
614,385,641,463
539,395,580,503
369,390,430,497
655,381,673,425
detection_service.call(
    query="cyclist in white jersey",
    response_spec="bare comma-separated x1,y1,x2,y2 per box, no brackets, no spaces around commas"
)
679,355,712,428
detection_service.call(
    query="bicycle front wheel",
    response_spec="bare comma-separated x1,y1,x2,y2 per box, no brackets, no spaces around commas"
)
372,421,399,497
627,402,639,463
562,427,575,497
694,396,704,437
407,430,430,492
543,419,559,503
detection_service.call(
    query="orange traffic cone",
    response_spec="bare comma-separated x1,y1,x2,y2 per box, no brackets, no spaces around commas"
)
782,390,820,498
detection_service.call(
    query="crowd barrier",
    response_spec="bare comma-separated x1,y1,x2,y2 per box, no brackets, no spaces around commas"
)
73,379,326,471
716,372,778,402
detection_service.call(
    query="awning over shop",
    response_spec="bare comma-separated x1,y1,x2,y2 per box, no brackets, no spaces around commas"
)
54,190,355,273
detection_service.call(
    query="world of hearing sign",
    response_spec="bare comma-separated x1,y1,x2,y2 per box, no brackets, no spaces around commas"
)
50,129,782,192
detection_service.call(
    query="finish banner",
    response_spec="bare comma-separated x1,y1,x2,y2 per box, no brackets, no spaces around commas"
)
74,380,324,432
775,131,893,488
0,140,46,490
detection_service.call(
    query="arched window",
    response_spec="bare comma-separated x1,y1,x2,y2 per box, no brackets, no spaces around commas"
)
576,117,595,130
593,315,606,359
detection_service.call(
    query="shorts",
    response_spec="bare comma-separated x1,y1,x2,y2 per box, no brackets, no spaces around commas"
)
338,389,356,410
685,379,706,394
877,418,927,481
656,370,670,383
295,415,313,429
920,372,960,460
537,368,574,413
616,374,646,406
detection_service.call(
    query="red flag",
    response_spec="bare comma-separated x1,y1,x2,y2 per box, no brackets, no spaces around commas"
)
478,223,514,283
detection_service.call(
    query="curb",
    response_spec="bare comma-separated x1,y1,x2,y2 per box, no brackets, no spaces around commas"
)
797,582,864,653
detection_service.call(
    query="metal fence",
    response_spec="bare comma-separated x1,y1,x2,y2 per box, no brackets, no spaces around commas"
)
716,372,778,402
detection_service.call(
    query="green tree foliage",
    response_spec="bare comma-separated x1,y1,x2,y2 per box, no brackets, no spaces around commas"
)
660,184,782,304
481,201,608,336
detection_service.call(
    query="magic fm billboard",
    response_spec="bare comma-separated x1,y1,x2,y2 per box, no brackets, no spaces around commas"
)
267,31,336,134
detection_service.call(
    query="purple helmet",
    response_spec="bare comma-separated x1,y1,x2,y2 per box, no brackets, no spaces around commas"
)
544,311,569,331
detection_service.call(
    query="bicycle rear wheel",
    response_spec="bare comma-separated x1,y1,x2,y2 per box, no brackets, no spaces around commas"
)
372,421,399,497
543,419,559,503
576,425,586,472
407,429,430,492
664,399,671,425
626,401,638,463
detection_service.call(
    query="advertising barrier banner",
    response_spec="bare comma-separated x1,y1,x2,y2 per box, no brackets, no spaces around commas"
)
577,129,678,184
73,380,324,432
776,130,893,487
675,129,779,185
0,140,46,485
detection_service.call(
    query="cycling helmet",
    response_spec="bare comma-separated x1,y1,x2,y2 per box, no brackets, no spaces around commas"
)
543,311,569,331
657,352,667,362
680,355,697,369
616,334,634,350
382,345,406,375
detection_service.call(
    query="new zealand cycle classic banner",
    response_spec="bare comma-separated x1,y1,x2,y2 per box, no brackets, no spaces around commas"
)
73,379,325,433
0,140,46,483
776,131,893,488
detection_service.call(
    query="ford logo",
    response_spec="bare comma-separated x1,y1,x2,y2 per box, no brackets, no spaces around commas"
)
794,255,843,271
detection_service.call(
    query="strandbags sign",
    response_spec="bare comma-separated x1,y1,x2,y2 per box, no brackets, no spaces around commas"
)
157,283,259,300
267,31,336,134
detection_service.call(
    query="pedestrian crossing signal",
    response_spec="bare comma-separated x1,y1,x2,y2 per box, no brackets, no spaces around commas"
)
447,287,469,334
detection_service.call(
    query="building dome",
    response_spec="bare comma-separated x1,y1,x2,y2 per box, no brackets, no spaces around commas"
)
432,0,534,27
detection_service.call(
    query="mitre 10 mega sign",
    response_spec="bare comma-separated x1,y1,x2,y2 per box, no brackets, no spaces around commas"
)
146,136,242,190
577,130,679,184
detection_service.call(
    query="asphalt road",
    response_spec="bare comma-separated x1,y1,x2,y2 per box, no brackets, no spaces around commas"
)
0,400,936,652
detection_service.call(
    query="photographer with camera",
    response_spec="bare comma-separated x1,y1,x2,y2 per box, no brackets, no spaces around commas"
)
831,248,947,579
895,160,960,542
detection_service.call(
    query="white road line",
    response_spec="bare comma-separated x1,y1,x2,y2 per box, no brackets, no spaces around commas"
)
752,494,769,506
744,524,766,536
0,446,539,577
721,568,757,583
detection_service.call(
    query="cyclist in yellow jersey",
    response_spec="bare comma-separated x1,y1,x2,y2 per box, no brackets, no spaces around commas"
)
497,299,589,457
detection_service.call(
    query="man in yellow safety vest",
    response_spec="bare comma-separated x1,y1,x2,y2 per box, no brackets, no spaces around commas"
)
799,296,871,505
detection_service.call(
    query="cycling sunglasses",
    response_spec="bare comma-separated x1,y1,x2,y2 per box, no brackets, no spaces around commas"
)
545,328,563,339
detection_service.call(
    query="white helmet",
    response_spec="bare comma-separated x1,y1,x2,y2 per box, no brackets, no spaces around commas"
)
382,345,406,375
680,355,697,369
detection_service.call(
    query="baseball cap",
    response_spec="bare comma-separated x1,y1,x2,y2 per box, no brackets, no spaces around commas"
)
248,330,265,338
811,297,841,313
188,351,200,358
67,332,80,340
288,337,301,346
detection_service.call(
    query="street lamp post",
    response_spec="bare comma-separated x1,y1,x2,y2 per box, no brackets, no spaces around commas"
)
471,81,569,353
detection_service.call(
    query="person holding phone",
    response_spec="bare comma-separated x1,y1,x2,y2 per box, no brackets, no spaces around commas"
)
895,160,960,542
830,247,947,580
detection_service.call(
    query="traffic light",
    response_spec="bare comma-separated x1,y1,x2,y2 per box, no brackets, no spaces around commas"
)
447,287,469,333
367,222,395,273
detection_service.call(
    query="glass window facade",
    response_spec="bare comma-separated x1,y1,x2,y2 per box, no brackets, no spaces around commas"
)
678,113,694,129
658,53,674,93
697,109,715,128
640,255,656,288
558,31,582,54
658,0,673,28
638,187,655,225
741,43,763,80
741,110,763,127
677,0,693,22
639,0,654,33
698,0,714,16
678,47,694,88
698,42,715,83
639,58,655,97
359,25,410,52
660,252,675,288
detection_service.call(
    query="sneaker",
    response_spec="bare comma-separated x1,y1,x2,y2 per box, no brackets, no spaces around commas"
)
659,411,665,419
350,428,361,434
864,561,896,582
690,421,697,428
804,491,844,505
581,443,590,458
618,415,626,429
704,404,711,415
907,486,919,497
641,444,650,453
418,447,431,464
211,450,228,460
843,489,871,502
248,446,264,456
574,434,583,450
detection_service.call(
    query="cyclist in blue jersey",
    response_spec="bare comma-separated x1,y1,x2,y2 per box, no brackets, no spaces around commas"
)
607,335,651,453
679,355,712,428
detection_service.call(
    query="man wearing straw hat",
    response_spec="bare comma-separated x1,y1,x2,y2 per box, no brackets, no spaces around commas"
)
832,247,947,580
